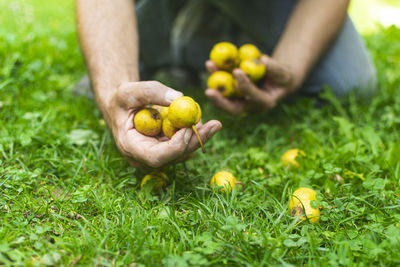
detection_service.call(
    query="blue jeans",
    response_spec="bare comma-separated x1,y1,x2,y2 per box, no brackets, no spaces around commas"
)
136,0,377,97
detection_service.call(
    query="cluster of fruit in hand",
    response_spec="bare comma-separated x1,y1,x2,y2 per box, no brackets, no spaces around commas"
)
134,96,205,153
141,148,320,224
207,42,267,98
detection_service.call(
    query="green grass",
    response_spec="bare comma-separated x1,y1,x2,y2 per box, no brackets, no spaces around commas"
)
1,0,400,266
349,0,400,34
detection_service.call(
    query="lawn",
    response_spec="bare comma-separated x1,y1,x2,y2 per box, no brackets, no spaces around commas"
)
1,0,400,266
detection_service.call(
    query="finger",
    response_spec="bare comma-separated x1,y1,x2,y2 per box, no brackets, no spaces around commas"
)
205,60,218,74
147,128,194,167
233,69,281,111
233,69,266,100
117,81,183,109
185,120,222,153
260,55,293,86
205,89,244,115
123,128,190,168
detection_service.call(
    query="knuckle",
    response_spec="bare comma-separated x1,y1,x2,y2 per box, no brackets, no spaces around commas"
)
146,81,162,92
117,82,129,97
139,81,161,103
169,139,186,153
151,80,162,87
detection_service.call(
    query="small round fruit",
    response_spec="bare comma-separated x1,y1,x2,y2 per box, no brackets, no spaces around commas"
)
238,44,261,62
168,96,201,128
162,118,179,139
207,71,237,98
152,105,169,120
210,42,239,70
168,96,204,152
134,108,162,137
281,149,305,168
239,59,266,82
210,171,238,192
289,187,320,223
140,172,169,193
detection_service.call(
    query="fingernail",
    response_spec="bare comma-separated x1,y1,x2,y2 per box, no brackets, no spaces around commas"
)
184,129,192,144
165,90,183,103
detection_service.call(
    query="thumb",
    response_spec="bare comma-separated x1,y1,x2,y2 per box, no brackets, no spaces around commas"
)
261,55,293,86
117,81,183,108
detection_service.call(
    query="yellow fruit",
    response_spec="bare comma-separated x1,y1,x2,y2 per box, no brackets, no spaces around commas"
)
239,59,266,82
210,171,239,192
152,105,169,120
238,44,261,62
134,108,162,137
281,149,305,168
162,118,179,139
168,96,204,152
168,96,201,128
210,42,239,71
289,187,320,223
140,172,169,193
207,71,237,98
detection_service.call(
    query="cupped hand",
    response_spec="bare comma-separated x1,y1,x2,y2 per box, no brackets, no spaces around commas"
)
107,81,222,168
205,55,298,115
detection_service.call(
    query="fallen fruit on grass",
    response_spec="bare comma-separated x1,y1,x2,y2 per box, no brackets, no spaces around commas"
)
162,118,179,139
239,59,266,82
210,171,242,192
210,42,239,71
134,108,162,137
168,96,205,152
281,148,305,168
238,44,261,62
140,172,169,193
289,187,320,223
152,105,169,120
207,71,237,98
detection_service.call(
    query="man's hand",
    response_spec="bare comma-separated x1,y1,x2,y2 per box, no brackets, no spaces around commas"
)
205,55,298,115
76,0,223,169
204,0,349,115
107,81,222,168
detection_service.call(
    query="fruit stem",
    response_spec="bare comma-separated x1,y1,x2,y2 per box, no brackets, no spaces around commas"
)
192,125,205,153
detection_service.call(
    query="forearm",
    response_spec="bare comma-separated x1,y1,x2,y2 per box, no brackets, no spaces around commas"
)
75,0,139,119
272,0,349,90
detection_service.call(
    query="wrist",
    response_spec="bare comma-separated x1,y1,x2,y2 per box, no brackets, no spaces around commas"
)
288,66,307,92
270,56,307,92
92,81,123,128
271,47,313,92
90,64,140,102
